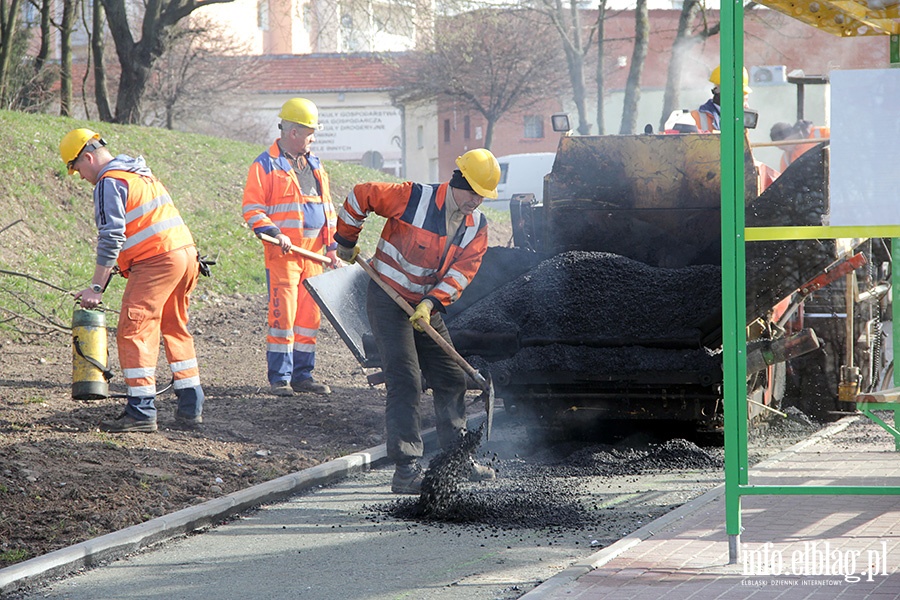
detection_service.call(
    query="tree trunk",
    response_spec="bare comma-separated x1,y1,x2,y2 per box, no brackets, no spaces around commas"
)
101,0,235,124
101,0,159,124
594,1,606,136
541,0,593,136
92,0,113,122
0,0,23,102
659,0,701,131
59,0,75,116
483,117,494,150
35,0,51,72
619,0,647,134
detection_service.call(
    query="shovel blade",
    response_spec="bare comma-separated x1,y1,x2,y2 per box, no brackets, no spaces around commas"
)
479,371,494,441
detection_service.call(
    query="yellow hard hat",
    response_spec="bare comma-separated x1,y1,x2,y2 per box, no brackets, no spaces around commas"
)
709,66,751,95
455,149,500,199
60,128,101,175
279,97,321,130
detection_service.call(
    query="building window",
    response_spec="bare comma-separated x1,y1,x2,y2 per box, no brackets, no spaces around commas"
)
258,0,269,31
417,125,424,149
464,116,470,140
444,119,451,143
524,115,544,139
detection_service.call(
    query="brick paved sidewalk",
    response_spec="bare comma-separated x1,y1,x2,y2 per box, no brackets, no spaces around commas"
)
522,416,900,599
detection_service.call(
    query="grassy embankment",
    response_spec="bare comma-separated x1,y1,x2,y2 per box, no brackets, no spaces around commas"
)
0,109,508,338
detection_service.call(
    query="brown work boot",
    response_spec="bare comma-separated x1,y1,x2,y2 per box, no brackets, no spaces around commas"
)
270,381,294,397
291,377,331,395
469,459,496,482
391,461,424,494
100,412,158,433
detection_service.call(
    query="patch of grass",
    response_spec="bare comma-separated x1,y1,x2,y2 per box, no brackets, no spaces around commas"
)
93,432,123,448
0,549,30,564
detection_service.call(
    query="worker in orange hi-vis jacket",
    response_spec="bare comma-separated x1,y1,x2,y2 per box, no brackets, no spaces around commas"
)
769,120,831,173
62,128,205,433
334,148,500,495
242,98,341,398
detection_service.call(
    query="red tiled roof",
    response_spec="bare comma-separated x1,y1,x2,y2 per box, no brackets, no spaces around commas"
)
246,53,410,93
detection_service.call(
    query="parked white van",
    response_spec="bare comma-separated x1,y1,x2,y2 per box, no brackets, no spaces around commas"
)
493,152,556,202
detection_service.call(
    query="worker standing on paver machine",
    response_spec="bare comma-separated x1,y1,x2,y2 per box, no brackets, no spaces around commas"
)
693,65,752,133
242,97,340,398
334,149,500,494
62,128,206,433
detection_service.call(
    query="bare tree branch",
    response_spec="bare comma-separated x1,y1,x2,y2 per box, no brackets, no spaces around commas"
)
0,305,69,334
393,8,565,149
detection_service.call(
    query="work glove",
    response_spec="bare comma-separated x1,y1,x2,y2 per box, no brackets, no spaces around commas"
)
198,254,216,277
409,299,433,332
336,244,360,264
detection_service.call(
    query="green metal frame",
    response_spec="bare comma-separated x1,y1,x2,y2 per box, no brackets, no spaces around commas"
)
856,403,900,450
721,7,900,564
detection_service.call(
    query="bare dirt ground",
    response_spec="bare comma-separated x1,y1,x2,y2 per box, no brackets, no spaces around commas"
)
0,292,398,567
0,223,516,568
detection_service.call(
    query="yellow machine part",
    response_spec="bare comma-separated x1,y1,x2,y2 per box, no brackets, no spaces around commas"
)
755,0,899,37
72,308,109,400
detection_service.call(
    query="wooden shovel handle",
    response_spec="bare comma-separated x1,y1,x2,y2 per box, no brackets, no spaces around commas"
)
354,256,487,388
258,233,332,265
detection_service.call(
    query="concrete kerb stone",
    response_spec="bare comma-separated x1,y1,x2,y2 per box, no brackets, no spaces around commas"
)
0,411,492,596
519,415,861,599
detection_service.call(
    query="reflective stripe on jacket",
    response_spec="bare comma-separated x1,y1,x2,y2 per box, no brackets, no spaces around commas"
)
242,141,337,253
691,108,719,134
336,181,488,309
98,169,194,273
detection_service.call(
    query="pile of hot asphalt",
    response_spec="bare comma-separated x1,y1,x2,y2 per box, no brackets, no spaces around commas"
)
447,250,723,382
376,427,724,531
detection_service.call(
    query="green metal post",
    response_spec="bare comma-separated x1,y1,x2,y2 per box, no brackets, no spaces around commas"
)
893,240,899,389
893,42,899,389
721,0,748,565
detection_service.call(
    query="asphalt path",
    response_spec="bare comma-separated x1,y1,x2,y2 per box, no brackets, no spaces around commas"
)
10,416,726,600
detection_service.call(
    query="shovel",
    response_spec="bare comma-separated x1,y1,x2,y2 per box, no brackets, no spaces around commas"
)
259,233,334,266
354,255,495,440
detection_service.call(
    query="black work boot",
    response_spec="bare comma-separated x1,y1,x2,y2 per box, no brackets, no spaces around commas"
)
391,461,424,494
100,412,158,433
291,377,331,395
173,410,203,429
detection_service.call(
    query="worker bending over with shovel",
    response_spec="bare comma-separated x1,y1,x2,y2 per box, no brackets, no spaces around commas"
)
334,149,500,494
61,129,205,432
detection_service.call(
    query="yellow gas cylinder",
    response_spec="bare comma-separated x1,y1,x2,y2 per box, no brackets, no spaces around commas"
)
72,308,109,400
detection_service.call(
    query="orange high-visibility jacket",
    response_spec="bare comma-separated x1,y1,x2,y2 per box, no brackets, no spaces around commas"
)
98,169,194,273
336,181,488,310
780,126,830,172
242,141,337,253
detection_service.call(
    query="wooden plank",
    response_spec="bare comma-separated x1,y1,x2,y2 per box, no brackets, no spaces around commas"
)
856,388,900,403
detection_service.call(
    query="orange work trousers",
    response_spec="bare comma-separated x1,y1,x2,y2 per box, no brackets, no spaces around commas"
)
118,245,202,419
264,245,324,385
